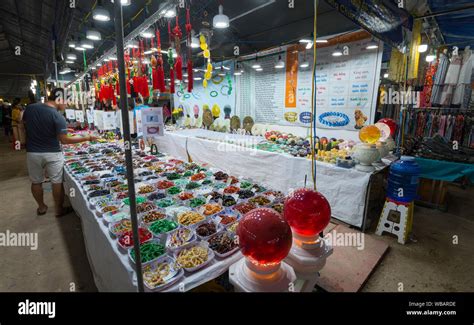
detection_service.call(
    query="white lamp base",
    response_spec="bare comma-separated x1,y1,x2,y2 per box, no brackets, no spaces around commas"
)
285,237,333,292
229,258,298,292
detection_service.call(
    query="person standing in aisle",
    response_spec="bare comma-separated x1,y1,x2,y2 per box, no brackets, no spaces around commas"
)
23,88,98,217
2,101,13,142
11,99,24,148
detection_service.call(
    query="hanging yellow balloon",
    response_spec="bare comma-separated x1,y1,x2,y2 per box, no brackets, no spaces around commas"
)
199,35,206,44
203,79,208,88
200,43,208,51
203,49,210,59
204,71,212,80
212,104,221,118
207,62,213,72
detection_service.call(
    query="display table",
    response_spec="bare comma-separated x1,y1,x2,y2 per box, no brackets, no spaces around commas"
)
415,157,474,183
155,129,377,228
64,169,243,292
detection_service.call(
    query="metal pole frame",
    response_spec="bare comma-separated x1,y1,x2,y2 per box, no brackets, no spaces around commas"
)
114,0,145,292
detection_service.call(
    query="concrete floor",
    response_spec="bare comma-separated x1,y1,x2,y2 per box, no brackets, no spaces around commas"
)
0,135,472,292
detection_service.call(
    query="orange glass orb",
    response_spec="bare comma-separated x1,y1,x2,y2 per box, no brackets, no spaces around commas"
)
359,125,381,144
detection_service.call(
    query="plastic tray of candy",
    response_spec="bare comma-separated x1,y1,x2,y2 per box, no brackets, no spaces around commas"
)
173,241,215,273
206,231,240,259
165,227,196,252
128,239,167,268
142,255,184,292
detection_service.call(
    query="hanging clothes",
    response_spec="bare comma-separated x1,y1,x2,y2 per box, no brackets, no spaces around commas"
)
453,114,465,143
453,48,473,108
438,114,447,137
431,52,450,105
420,61,438,107
440,55,463,106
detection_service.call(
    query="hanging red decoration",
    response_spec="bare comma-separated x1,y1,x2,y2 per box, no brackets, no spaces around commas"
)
154,28,166,93
173,15,183,81
186,7,193,93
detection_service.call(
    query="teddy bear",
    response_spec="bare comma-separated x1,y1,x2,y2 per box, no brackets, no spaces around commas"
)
354,109,367,129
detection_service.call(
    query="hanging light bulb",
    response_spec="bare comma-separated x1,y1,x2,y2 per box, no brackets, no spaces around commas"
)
162,6,176,18
75,38,85,51
332,46,343,57
275,54,285,69
127,40,139,48
140,29,154,38
92,0,110,21
66,53,77,60
299,38,312,44
299,60,309,68
68,36,76,48
315,39,328,43
426,49,436,62
256,67,263,72
86,28,101,41
366,38,379,50
191,30,200,48
306,41,314,50
213,5,229,29
418,44,428,53
252,55,261,69
111,0,131,6
81,39,94,49
65,60,74,64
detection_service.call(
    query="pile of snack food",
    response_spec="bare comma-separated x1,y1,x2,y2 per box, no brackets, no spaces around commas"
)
63,141,287,291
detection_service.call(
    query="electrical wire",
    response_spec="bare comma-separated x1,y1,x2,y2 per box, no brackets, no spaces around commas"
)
310,0,318,191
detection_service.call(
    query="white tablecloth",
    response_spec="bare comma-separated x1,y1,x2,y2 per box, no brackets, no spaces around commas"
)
64,170,243,292
155,129,372,227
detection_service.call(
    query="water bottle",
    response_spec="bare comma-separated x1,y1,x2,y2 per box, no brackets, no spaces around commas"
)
386,156,421,203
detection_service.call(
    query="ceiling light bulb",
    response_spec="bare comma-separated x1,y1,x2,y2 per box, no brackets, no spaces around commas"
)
191,31,200,48
68,41,76,48
92,7,110,21
163,7,176,18
256,68,263,72
140,29,154,38
426,53,436,62
275,55,285,69
366,39,378,50
299,38,312,43
86,29,101,41
252,61,261,69
75,45,85,51
65,60,74,64
81,39,94,49
306,41,314,50
315,39,328,43
332,47,343,56
127,40,139,48
234,71,242,76
66,53,77,60
383,73,389,78
111,0,131,6
213,5,229,29
194,77,202,81
299,60,309,68
418,44,428,53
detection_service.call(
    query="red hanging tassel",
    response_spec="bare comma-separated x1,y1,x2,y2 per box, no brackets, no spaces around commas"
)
175,56,183,80
152,67,159,90
187,59,193,93
157,64,166,93
170,69,175,94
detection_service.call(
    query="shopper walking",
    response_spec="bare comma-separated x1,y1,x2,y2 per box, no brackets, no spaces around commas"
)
23,88,97,217
11,99,23,147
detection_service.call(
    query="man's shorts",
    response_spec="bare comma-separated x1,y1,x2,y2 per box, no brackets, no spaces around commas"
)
27,152,64,184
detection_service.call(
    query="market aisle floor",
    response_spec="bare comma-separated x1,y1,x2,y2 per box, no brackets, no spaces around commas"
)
0,135,97,292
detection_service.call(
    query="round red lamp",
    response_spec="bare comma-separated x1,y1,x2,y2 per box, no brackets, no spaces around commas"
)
377,118,397,137
230,208,297,292
283,189,334,292
237,208,293,267
284,188,331,244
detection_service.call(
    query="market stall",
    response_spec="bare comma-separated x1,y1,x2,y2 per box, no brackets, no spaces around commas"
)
154,128,377,228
